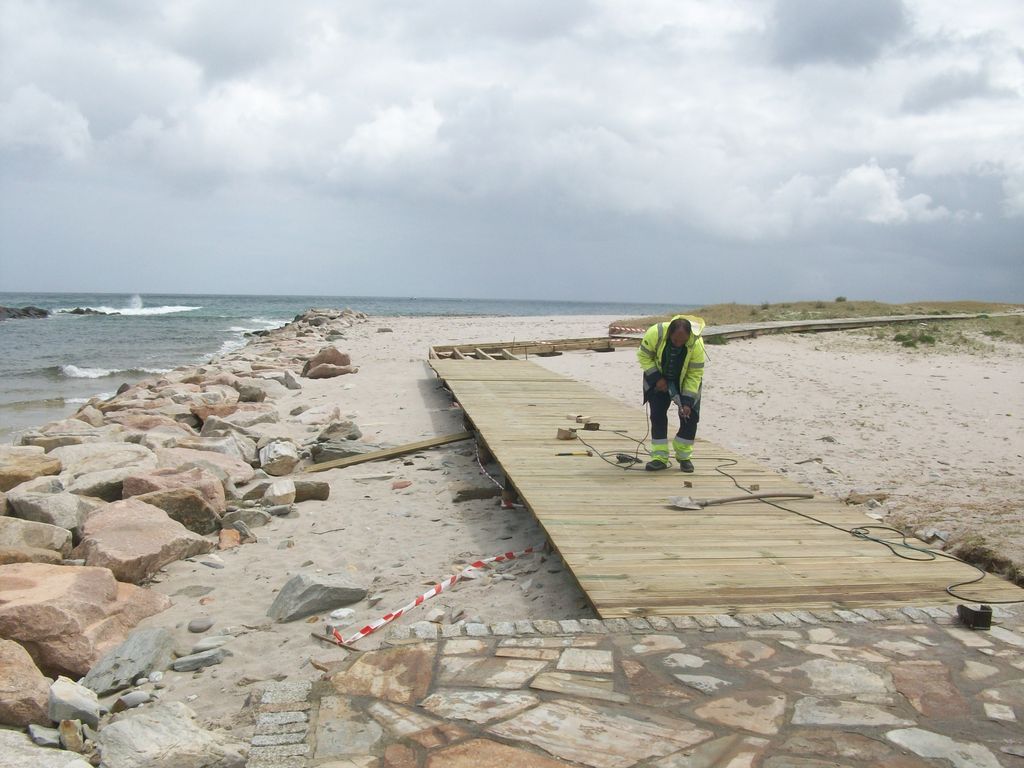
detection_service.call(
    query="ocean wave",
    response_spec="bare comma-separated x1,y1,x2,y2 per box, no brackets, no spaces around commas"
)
56,304,201,316
57,365,170,379
209,338,248,359
250,317,288,328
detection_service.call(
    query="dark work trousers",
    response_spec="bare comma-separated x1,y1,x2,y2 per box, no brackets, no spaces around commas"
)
647,389,701,442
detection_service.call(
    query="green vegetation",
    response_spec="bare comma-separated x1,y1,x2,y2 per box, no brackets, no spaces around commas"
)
893,331,936,348
613,300,1023,333
835,296,847,302
704,335,729,345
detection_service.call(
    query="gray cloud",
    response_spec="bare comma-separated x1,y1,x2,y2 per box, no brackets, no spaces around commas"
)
0,0,1021,302
770,0,909,67
901,68,1015,112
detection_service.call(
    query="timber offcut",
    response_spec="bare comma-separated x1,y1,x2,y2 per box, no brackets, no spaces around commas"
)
429,355,1023,618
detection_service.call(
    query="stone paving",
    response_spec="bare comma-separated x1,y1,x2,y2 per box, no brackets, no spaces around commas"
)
246,605,1024,768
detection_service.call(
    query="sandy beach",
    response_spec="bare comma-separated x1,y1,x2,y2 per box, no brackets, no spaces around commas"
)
2,309,1022,751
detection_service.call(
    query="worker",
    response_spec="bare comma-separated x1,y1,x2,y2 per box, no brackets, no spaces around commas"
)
637,314,706,472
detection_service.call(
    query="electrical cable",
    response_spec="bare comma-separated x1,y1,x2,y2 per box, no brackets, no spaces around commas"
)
574,422,1022,605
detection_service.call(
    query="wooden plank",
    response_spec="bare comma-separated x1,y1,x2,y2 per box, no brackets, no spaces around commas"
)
428,356,1024,617
474,348,496,361
304,431,474,473
499,348,519,360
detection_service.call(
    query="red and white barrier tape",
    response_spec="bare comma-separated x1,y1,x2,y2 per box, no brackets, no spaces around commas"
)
330,543,544,646
608,327,646,335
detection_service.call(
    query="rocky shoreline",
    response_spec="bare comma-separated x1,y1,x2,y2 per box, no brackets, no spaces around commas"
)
0,307,371,767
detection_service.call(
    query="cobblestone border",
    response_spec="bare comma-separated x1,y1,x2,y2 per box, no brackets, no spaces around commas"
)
383,603,1023,642
246,681,313,768
245,603,1022,766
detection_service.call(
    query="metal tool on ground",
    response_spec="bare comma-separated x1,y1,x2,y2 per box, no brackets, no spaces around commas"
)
557,450,593,457
669,491,815,510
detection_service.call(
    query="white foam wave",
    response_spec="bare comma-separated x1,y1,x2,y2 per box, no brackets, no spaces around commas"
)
78,304,200,316
250,317,287,328
61,365,115,379
66,393,114,404
60,365,168,379
210,338,248,360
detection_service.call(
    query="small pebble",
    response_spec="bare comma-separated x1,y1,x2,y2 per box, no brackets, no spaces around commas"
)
188,617,215,633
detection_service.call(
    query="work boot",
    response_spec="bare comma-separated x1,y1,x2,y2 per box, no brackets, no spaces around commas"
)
645,459,669,471
678,459,694,473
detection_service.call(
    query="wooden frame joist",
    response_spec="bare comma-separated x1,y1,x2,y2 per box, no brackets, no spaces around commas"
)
429,336,635,360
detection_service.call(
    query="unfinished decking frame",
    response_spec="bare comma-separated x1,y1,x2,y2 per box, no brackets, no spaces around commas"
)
429,356,1023,617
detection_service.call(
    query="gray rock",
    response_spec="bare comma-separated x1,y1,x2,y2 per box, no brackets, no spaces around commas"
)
265,504,295,517
282,370,302,390
96,701,247,768
188,617,214,633
49,676,101,728
221,507,272,529
112,690,151,712
28,723,62,747
310,441,382,465
266,573,367,622
170,648,229,672
82,627,174,696
316,420,362,442
191,636,230,653
293,479,329,503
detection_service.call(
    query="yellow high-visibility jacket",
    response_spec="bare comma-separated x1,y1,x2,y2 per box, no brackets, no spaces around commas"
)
636,314,706,406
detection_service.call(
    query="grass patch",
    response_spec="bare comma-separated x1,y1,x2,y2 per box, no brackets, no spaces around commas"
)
612,301,1023,334
704,335,729,345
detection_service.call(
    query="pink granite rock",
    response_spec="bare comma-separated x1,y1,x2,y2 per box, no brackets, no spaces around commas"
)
0,447,62,493
155,447,256,487
0,563,171,678
0,638,50,727
48,443,157,479
122,467,226,513
72,499,213,583
301,346,352,376
306,364,358,379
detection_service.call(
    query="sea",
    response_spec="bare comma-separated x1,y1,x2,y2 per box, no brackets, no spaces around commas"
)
0,292,677,441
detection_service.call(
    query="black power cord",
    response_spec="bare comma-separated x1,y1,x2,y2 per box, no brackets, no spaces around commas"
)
574,424,1021,605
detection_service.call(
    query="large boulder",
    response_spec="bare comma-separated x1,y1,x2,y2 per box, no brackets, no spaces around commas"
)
257,441,299,476
267,573,367,622
0,563,171,678
133,489,221,535
81,627,174,696
96,702,247,768
122,467,226,514
6,491,104,535
216,403,279,429
19,421,126,451
0,638,50,727
0,517,72,557
72,499,213,583
263,479,296,506
0,446,62,492
155,447,256,487
49,443,157,479
173,436,249,463
105,412,195,435
0,729,92,768
301,346,351,376
66,465,143,502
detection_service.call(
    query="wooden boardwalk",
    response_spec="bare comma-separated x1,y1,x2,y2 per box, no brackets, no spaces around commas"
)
430,358,1024,617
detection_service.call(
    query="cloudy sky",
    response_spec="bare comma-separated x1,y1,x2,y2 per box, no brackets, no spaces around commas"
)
1,1,1021,304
